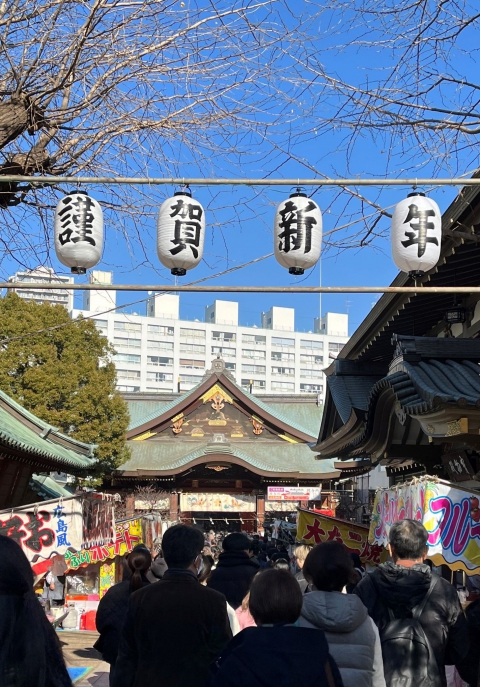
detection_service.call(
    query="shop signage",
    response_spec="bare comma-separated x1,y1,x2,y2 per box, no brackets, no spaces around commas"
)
268,486,321,501
65,519,142,569
0,496,83,564
180,493,256,512
369,478,480,575
297,509,388,566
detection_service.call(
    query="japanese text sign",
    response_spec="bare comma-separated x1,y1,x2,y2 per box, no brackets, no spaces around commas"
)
268,486,321,502
65,519,142,569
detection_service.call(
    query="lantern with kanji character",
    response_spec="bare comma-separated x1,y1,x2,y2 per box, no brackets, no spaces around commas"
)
391,192,441,277
274,189,322,275
157,190,205,276
54,191,104,274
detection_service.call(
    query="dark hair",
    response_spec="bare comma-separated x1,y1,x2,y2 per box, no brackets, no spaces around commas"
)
0,536,72,687
127,547,152,592
273,558,290,571
162,524,204,568
198,554,214,585
222,532,252,552
389,519,429,560
303,542,354,592
249,569,302,625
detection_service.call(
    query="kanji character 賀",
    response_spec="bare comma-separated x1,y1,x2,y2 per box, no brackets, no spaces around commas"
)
58,195,97,246
401,203,438,257
169,199,203,258
278,200,317,254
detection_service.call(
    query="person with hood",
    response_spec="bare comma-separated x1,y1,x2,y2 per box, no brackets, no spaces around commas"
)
207,532,260,609
0,534,73,687
211,568,344,687
298,541,385,687
354,519,469,687
95,547,152,683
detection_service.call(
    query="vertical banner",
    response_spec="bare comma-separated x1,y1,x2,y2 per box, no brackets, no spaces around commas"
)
100,561,116,598
297,509,388,566
82,496,115,548
369,479,480,575
0,497,83,564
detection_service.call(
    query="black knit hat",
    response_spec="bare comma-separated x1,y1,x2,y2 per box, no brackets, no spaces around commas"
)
222,532,252,552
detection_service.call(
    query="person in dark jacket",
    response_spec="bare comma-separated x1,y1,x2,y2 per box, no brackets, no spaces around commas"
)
0,535,72,687
207,532,260,608
95,547,152,684
456,598,480,686
354,519,469,687
112,524,232,687
145,551,167,583
211,568,344,687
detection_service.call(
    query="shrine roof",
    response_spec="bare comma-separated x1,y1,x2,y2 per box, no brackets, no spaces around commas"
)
0,389,96,471
115,440,340,479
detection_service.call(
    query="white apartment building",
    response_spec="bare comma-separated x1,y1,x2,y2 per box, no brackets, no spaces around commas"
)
73,272,349,398
8,266,74,310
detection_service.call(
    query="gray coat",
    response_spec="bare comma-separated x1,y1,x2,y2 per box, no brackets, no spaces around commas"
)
298,590,386,687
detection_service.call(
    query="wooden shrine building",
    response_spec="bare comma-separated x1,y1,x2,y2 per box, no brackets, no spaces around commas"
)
112,358,344,531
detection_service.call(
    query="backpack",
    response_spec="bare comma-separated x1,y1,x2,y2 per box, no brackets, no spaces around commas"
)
379,575,440,687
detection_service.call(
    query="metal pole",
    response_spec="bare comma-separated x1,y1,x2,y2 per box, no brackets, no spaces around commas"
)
4,283,480,293
1,175,480,187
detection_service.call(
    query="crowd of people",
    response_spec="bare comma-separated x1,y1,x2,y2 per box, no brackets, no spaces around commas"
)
1,518,480,687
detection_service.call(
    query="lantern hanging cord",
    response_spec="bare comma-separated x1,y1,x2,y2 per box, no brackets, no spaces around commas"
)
2,175,480,187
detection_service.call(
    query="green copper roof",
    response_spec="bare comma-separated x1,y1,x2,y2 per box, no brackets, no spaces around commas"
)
0,390,95,470
30,474,75,499
118,441,339,477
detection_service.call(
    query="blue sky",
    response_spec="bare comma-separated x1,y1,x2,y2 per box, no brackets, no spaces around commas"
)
4,0,477,336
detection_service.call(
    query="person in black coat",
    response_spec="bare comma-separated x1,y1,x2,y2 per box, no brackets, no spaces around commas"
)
456,598,480,687
207,532,260,609
112,525,232,687
95,547,152,684
210,568,344,687
354,520,469,687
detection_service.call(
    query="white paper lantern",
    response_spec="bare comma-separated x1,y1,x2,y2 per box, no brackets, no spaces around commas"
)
54,192,104,274
391,192,441,277
157,190,205,276
274,190,322,275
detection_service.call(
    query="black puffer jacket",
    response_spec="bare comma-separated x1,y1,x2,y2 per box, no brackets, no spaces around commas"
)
354,562,469,687
456,599,480,686
207,552,259,609
95,577,150,664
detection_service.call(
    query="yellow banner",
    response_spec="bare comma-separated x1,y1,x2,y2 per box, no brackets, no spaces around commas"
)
297,509,388,566
65,519,142,569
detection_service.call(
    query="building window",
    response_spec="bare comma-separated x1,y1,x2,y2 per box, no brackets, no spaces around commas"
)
212,331,236,342
300,339,323,350
271,381,295,391
180,328,205,339
180,343,206,354
117,369,141,380
241,379,266,390
114,321,141,333
147,340,174,351
114,337,141,349
241,364,266,375
179,374,203,385
242,349,266,360
242,334,266,345
300,383,323,393
300,368,321,379
271,366,295,376
328,342,344,353
94,319,108,330
114,353,141,365
225,362,236,371
211,346,236,358
300,354,323,365
179,359,205,369
116,385,140,392
147,355,173,367
271,351,295,362
271,337,295,347
147,324,174,336
146,371,173,382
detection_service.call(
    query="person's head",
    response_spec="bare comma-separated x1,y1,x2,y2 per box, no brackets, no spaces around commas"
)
250,540,260,556
273,558,290,571
389,519,429,564
0,535,33,595
294,544,310,570
198,554,214,585
162,524,205,573
350,552,363,570
127,547,152,592
303,541,355,592
222,532,252,554
249,569,302,625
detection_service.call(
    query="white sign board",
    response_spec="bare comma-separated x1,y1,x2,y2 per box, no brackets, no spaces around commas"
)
267,486,321,502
